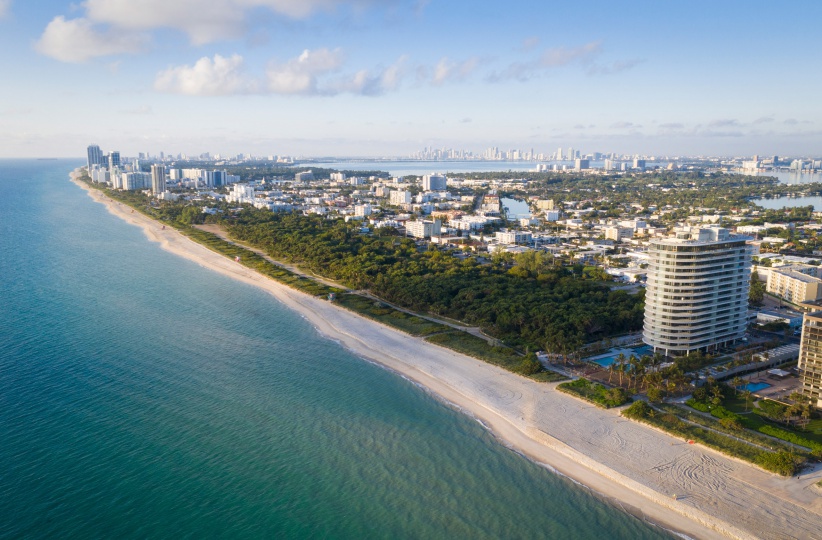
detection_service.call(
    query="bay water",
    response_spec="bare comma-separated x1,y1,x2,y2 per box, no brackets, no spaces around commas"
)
0,159,672,539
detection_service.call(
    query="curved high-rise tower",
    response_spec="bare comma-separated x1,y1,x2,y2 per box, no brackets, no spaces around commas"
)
643,227,752,356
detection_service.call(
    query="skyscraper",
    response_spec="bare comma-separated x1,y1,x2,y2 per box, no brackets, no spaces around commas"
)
643,227,752,355
798,312,822,408
151,164,166,194
87,145,103,169
108,151,120,170
422,174,447,191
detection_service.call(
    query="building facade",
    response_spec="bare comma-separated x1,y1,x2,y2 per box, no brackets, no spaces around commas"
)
798,312,822,408
422,174,447,191
767,268,822,304
643,227,752,355
86,145,104,169
151,164,166,194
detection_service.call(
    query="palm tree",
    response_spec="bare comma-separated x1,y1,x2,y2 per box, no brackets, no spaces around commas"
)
742,389,753,412
732,376,743,397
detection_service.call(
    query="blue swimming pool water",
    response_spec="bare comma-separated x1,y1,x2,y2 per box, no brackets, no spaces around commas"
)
743,382,772,392
590,345,654,368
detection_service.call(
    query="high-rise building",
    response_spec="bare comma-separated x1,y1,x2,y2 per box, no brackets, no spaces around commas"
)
798,312,822,408
643,227,752,355
87,145,104,169
422,174,447,191
108,151,120,170
151,164,166,194
556,147,563,160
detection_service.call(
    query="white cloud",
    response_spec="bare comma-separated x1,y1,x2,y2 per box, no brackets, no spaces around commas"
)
487,41,603,82
429,57,479,85
154,54,255,95
83,0,376,45
266,48,344,95
154,50,407,97
0,0,10,19
35,16,146,63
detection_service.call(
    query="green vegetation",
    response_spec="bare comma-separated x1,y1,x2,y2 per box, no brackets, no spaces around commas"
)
749,271,765,305
425,332,565,381
557,378,631,408
687,382,822,454
622,401,805,476
227,210,644,352
334,294,448,336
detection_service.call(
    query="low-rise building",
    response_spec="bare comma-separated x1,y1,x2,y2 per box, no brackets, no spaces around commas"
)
406,219,441,239
767,268,822,304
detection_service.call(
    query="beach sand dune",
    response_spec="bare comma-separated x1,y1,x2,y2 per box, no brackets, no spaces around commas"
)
73,175,822,540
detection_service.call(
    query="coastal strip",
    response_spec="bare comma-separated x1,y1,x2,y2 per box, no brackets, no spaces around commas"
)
71,172,822,540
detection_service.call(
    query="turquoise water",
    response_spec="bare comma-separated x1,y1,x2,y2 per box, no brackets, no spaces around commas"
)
0,160,672,539
743,382,772,392
590,346,654,368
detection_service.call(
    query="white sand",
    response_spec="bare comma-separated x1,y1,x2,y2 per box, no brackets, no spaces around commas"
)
73,175,822,540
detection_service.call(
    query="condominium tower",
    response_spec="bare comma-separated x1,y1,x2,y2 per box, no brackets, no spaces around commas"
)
86,144,104,169
643,227,752,355
151,164,166,194
798,312,822,408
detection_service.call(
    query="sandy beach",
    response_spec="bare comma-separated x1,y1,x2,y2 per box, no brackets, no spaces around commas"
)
73,175,822,540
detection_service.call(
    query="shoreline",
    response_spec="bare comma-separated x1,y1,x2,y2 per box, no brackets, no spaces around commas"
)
72,174,822,540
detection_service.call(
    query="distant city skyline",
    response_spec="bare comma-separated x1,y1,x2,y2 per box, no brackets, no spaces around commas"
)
1,0,821,158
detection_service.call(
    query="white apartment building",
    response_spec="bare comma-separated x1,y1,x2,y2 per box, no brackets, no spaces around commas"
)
422,174,447,191
389,190,412,206
496,230,533,245
767,268,822,304
354,204,372,217
406,219,441,239
227,184,255,204
643,227,752,355
605,226,633,242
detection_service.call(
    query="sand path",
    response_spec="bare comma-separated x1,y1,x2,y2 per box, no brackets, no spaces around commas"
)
73,175,822,540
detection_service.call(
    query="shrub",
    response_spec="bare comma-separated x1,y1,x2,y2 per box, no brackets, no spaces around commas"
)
623,401,651,419
755,451,803,476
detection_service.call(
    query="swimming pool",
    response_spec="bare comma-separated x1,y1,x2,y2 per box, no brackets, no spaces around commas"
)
589,345,654,368
743,382,771,392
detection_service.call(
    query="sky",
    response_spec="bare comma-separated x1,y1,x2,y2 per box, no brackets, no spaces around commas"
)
1,0,821,158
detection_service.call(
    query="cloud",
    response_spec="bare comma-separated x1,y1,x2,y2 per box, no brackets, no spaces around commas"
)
35,16,146,63
521,36,540,51
487,41,602,82
81,0,391,45
708,118,740,127
0,0,10,18
155,54,256,95
753,116,774,124
784,118,799,125
154,50,406,97
266,48,344,94
587,58,642,75
610,121,638,129
428,56,479,85
659,122,684,129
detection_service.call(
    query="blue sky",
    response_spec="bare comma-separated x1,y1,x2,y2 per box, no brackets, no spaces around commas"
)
1,0,820,158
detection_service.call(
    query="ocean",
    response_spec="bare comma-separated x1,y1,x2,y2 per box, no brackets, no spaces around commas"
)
0,159,672,539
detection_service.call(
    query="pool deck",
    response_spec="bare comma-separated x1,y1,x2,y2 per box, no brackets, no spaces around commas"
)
741,372,801,401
